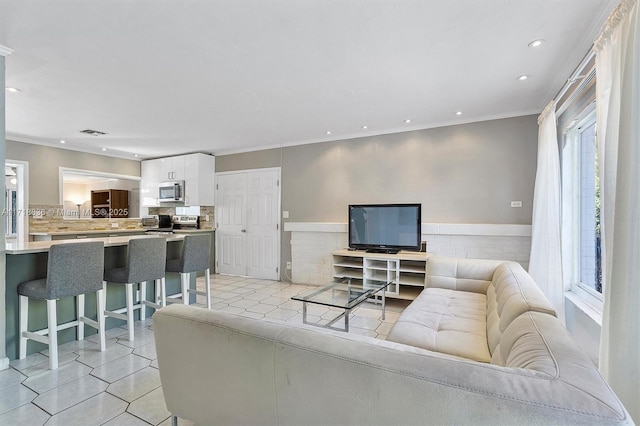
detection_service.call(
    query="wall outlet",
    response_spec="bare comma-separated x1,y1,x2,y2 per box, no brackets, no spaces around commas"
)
510,201,523,208
205,214,210,221
111,222,119,228
286,261,292,270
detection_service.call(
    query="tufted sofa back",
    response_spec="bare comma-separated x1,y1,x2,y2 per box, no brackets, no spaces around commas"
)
485,262,556,355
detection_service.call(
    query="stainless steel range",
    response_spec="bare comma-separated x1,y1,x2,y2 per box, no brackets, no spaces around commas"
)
171,215,199,229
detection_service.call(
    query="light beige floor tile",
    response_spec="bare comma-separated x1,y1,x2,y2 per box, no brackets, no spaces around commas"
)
117,318,154,332
133,341,157,361
107,367,161,402
127,387,170,425
45,392,127,426
0,384,37,415
223,295,244,304
243,291,273,301
286,313,322,325
90,354,151,383
210,302,229,310
219,306,245,315
9,353,48,372
33,374,108,415
0,368,26,390
265,308,298,321
229,298,260,309
349,316,381,331
228,287,254,295
116,328,157,348
355,306,384,319
102,412,151,426
0,402,50,425
245,303,277,315
85,325,130,344
39,339,97,358
150,359,159,369
375,322,394,335
76,343,133,368
238,311,265,320
276,300,302,311
20,352,79,378
22,361,92,394
350,327,378,338
306,305,330,317
259,296,289,306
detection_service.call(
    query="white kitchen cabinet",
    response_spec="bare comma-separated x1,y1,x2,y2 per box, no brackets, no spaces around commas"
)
183,153,216,206
141,153,215,208
159,156,185,181
140,159,160,207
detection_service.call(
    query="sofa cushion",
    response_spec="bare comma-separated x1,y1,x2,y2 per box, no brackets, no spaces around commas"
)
386,287,491,362
486,262,557,355
426,256,503,294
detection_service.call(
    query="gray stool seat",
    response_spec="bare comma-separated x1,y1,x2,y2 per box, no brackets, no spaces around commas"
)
17,279,49,300
165,234,212,309
18,241,106,370
103,237,167,342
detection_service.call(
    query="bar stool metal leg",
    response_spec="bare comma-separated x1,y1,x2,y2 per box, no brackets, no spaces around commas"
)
140,281,146,321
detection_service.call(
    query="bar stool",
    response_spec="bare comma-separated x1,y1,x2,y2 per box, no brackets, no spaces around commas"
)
103,237,167,342
166,234,212,309
18,241,106,370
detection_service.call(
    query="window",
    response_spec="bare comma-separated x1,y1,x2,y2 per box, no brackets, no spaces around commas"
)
562,107,603,303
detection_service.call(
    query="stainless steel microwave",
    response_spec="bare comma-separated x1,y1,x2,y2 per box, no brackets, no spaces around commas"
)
159,180,185,203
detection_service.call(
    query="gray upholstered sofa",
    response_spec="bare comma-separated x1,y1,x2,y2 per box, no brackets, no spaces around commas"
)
153,256,631,425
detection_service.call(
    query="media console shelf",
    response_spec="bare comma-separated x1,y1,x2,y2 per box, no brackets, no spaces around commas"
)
332,249,429,301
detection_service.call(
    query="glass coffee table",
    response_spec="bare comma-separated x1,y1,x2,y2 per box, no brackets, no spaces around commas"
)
291,278,392,332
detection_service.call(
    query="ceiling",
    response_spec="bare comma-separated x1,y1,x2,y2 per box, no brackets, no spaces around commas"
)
1,0,617,160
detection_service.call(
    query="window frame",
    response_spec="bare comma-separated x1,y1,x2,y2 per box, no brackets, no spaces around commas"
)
562,105,604,313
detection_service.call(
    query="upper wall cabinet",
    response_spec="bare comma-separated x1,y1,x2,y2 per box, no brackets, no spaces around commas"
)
141,153,215,207
159,156,185,182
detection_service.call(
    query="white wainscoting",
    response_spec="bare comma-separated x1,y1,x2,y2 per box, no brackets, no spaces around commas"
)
284,222,532,285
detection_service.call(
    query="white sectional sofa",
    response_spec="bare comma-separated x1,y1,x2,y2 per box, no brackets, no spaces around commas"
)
153,256,631,425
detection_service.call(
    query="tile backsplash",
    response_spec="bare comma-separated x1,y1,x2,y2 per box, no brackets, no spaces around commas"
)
28,204,143,233
28,204,215,233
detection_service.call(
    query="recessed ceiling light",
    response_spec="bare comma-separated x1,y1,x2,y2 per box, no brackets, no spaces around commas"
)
517,75,530,81
456,111,463,115
101,148,107,151
528,39,545,48
60,140,66,144
5,87,20,93
326,131,331,135
404,119,411,124
362,125,368,130
134,154,139,157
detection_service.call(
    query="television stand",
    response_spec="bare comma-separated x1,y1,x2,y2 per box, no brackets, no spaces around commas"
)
365,248,400,254
332,249,429,301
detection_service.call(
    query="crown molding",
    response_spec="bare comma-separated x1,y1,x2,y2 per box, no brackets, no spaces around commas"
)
0,45,14,56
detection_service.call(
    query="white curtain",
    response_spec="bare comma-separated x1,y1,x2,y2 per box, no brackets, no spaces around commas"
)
528,101,564,321
595,0,640,422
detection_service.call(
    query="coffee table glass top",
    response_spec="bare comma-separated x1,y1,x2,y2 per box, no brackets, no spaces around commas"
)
291,278,391,309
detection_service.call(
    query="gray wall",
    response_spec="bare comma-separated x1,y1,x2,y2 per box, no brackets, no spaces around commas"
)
6,140,141,205
216,114,539,279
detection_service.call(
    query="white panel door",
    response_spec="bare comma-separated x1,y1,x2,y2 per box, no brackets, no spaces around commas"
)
216,173,247,276
216,168,280,279
247,169,280,280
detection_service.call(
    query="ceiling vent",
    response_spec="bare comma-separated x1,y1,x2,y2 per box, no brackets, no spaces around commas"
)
80,129,107,136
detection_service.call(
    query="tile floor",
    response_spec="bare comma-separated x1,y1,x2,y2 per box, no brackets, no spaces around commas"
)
0,274,409,425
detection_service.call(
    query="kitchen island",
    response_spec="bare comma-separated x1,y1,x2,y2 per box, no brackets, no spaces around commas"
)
4,234,190,360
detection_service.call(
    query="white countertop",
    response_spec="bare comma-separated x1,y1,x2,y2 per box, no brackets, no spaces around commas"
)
29,229,145,236
6,234,185,255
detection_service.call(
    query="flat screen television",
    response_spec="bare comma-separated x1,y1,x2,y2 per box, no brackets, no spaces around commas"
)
348,203,422,253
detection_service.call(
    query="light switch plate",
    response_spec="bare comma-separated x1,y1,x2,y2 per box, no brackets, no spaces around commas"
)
283,211,290,219
510,201,523,208
111,222,119,228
